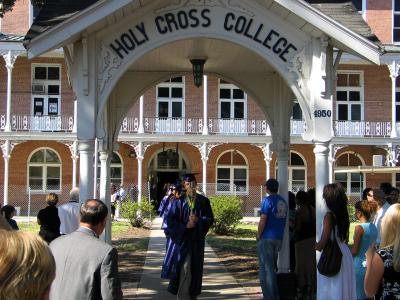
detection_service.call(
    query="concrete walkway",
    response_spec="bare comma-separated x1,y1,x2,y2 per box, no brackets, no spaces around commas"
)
135,218,252,300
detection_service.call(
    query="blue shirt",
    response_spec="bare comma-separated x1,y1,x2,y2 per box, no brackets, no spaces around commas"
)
260,194,288,240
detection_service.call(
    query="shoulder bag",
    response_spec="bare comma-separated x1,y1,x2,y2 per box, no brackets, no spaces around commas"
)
317,214,342,277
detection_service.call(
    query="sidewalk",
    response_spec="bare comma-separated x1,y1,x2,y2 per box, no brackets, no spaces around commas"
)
135,218,251,300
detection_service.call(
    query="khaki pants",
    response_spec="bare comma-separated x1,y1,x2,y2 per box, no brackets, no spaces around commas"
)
177,253,193,300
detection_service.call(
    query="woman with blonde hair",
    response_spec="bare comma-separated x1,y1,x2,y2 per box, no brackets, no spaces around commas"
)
365,203,400,299
37,193,61,243
0,230,55,300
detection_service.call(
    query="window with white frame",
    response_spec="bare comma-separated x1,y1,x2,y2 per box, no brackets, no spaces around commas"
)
394,0,400,43
336,72,363,121
275,152,307,192
28,148,61,192
334,152,364,197
156,77,184,118
216,150,248,194
31,64,61,116
219,80,247,119
97,152,123,185
149,148,188,171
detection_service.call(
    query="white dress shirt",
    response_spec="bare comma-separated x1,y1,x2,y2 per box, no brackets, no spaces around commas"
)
373,201,391,244
58,201,81,234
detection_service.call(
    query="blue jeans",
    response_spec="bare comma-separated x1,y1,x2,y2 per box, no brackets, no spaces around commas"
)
257,239,282,300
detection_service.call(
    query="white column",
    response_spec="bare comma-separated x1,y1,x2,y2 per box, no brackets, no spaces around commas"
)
73,99,78,133
314,142,330,238
276,150,290,273
328,143,335,184
202,75,209,135
1,51,20,132
389,61,400,138
1,141,12,205
70,141,79,188
99,150,111,244
136,142,144,203
201,142,208,194
262,144,272,181
138,95,144,134
93,138,99,198
78,140,95,203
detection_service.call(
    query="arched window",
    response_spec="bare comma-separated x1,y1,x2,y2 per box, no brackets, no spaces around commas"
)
97,152,123,185
28,148,61,192
216,150,248,194
334,152,364,197
275,151,307,192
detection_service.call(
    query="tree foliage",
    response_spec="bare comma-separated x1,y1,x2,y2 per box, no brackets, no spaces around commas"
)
1,0,45,18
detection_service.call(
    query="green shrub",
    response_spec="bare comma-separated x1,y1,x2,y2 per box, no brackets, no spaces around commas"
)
347,204,356,222
121,198,154,227
209,195,243,235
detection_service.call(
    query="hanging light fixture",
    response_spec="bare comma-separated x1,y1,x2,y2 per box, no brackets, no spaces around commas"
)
190,58,207,88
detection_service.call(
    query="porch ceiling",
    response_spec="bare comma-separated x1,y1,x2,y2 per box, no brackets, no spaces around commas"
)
128,38,274,75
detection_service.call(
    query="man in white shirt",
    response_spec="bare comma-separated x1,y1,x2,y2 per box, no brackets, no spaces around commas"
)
58,188,81,235
372,188,391,245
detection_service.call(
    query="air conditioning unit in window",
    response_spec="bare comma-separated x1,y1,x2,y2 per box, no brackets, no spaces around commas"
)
373,155,384,167
32,84,45,94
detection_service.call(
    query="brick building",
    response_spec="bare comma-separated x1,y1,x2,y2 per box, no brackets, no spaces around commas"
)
0,0,399,221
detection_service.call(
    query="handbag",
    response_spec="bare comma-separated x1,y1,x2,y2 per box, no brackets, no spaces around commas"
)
317,214,342,277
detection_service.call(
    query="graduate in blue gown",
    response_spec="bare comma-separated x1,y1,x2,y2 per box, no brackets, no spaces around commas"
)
164,174,214,299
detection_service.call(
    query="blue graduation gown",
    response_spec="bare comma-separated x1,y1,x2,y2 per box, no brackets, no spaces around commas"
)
164,193,214,296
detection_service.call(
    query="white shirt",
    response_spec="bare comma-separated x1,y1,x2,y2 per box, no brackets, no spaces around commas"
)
373,201,391,244
58,201,81,234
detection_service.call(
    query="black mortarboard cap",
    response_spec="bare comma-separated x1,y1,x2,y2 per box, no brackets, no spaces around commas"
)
183,173,197,182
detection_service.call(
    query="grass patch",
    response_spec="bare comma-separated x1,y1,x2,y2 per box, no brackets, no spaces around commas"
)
111,221,130,236
114,237,150,252
208,222,257,251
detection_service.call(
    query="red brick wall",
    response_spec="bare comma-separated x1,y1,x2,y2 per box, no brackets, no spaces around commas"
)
1,0,30,35
366,0,393,44
0,57,74,116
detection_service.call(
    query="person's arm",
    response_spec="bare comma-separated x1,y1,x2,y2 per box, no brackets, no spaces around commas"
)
351,225,364,256
101,248,123,300
256,214,268,241
315,213,332,251
364,246,384,297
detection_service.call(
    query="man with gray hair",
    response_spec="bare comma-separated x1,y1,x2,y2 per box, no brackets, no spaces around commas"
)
58,187,80,235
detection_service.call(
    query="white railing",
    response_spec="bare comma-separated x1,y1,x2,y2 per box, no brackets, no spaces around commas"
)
334,121,391,137
11,115,74,132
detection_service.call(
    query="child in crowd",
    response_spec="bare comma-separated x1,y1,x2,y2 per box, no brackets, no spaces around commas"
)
0,205,19,230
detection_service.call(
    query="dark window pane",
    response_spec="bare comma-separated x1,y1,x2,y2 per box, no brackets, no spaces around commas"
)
234,168,246,180
337,91,348,101
218,152,232,165
232,89,244,99
220,88,231,99
292,169,305,181
33,5,40,18
348,74,360,87
45,150,60,163
172,102,182,118
47,166,60,178
349,91,360,101
110,167,121,179
351,105,361,120
338,104,348,120
337,74,347,87
30,150,45,163
111,152,121,163
48,85,59,95
292,103,302,120
395,15,400,27
234,102,244,119
158,87,169,98
48,98,58,115
397,105,400,122
220,102,231,118
171,87,183,98
46,179,60,190
29,166,42,177
290,153,304,166
35,67,47,80
396,92,400,103
217,168,230,180
158,102,169,117
47,67,59,80
396,0,400,11
170,77,183,82
394,29,400,42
